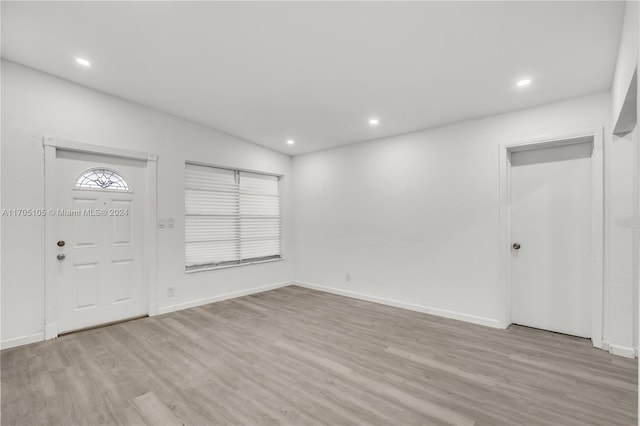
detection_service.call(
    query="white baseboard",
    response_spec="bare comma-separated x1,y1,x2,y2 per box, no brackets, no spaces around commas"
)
1,332,44,350
294,281,504,329
156,281,293,315
603,341,637,358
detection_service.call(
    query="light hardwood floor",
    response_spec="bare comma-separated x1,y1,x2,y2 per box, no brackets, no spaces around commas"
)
2,286,637,425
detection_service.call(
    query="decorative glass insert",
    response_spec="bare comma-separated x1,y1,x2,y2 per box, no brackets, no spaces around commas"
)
75,168,130,191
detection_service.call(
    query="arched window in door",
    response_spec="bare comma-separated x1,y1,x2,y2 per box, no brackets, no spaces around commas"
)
75,168,130,191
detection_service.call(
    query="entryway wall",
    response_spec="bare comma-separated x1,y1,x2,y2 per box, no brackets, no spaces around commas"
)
0,60,295,349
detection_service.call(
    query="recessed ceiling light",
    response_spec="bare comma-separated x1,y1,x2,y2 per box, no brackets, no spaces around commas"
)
287,139,295,145
517,79,531,87
369,118,379,125
75,57,91,67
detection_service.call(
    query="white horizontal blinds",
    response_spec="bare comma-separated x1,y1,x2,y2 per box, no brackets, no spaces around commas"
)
185,165,239,268
239,172,281,261
185,164,281,271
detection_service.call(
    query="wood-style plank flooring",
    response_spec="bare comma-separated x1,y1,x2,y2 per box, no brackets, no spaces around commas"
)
2,286,637,425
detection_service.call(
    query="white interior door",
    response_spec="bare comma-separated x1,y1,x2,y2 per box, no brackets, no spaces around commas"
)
54,149,147,333
510,142,592,337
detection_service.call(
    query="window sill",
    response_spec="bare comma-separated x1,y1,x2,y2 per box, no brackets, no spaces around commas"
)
185,258,285,274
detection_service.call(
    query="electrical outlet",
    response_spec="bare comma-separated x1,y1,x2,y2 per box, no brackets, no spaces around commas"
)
346,273,351,282
167,287,176,297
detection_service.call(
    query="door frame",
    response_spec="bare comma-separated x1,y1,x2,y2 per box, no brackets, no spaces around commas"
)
43,136,158,339
498,127,604,348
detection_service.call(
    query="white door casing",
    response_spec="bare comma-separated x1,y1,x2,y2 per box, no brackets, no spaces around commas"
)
499,128,604,348
510,142,593,337
44,137,158,338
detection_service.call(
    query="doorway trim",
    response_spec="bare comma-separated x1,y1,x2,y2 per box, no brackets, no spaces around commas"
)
43,136,158,339
498,127,604,348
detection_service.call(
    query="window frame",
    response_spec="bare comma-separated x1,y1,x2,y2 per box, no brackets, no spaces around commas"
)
184,161,284,273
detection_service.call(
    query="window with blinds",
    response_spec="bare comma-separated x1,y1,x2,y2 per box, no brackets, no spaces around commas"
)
185,163,282,271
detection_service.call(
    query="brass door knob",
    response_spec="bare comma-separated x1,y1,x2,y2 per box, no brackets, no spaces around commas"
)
512,242,521,250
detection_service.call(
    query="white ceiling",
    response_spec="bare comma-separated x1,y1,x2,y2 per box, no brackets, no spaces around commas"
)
1,1,625,155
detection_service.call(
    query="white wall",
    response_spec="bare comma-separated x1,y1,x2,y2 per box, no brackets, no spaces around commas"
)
1,60,294,348
292,93,615,332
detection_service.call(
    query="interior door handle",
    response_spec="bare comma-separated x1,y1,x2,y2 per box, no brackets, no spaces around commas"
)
512,242,521,250
57,253,66,261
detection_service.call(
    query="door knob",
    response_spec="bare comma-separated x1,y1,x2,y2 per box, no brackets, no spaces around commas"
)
512,242,521,250
57,253,66,261
57,240,65,247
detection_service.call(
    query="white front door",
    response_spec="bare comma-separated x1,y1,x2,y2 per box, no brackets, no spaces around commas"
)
510,142,592,337
54,150,147,333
